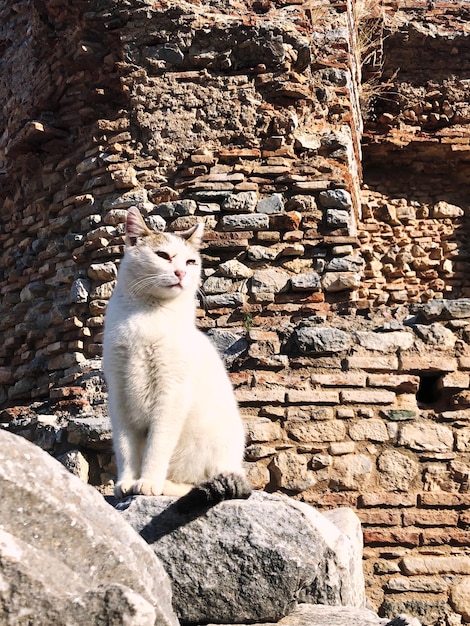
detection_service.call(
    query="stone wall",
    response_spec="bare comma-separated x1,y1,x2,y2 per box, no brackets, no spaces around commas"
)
1,1,469,624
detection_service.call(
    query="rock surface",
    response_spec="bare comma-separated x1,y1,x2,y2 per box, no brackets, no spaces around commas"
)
113,491,365,624
207,604,421,626
0,429,178,626
0,428,423,626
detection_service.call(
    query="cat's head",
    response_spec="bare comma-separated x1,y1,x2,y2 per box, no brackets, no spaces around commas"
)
121,207,204,302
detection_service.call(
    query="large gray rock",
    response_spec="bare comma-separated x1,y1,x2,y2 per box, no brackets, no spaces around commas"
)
0,429,179,626
294,325,351,353
114,491,365,624
419,298,470,320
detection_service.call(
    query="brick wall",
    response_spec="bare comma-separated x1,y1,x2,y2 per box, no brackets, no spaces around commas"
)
1,1,469,624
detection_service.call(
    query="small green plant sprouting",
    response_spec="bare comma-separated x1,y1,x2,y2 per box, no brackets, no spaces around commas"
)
243,311,253,332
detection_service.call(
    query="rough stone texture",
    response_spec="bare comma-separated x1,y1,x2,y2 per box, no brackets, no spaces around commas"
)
114,492,365,624
206,603,420,626
0,426,421,626
0,1,470,624
450,578,470,622
0,430,178,626
377,450,419,492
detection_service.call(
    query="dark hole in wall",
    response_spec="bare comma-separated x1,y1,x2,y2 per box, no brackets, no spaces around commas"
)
416,373,443,406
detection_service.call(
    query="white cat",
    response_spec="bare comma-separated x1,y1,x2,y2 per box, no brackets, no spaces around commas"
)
102,207,251,509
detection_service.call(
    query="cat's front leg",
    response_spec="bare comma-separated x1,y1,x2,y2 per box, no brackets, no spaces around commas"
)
133,414,186,496
113,424,145,497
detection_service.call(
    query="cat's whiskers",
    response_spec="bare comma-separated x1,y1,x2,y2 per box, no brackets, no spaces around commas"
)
128,275,160,298
128,276,193,315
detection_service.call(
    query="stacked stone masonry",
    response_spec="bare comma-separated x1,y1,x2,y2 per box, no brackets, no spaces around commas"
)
0,1,469,624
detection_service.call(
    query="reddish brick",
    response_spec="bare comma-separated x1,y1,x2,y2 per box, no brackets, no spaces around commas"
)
419,493,470,508
346,355,399,371
310,372,367,387
420,529,470,546
367,373,420,392
287,389,340,404
363,529,420,547
403,509,459,527
302,492,358,509
359,493,417,508
235,388,285,403
357,510,402,526
399,354,458,372
341,389,396,404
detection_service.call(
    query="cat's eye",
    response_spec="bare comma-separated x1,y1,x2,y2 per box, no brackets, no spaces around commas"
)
156,251,172,261
186,259,197,266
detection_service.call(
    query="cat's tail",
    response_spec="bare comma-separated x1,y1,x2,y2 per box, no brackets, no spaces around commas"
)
176,472,252,513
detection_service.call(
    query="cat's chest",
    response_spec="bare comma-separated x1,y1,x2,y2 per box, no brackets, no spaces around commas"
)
108,299,182,341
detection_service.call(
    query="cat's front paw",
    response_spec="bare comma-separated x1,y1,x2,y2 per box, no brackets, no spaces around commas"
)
132,479,162,496
114,479,137,498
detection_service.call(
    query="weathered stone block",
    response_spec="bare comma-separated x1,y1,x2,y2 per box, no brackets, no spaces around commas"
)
67,416,113,450
402,556,470,576
256,193,284,214
0,430,178,626
222,191,258,213
219,259,253,278
450,578,470,622
322,272,360,292
287,389,340,404
349,420,389,442
203,293,245,309
319,189,352,210
115,492,366,623
270,451,317,491
287,420,347,443
221,214,269,231
413,322,456,348
290,272,321,291
398,422,454,452
432,200,464,218
341,390,396,405
399,354,458,372
245,417,284,443
325,208,350,228
330,454,373,491
326,255,365,272
88,261,118,281
236,387,286,403
347,355,400,371
368,375,419,393
377,450,419,492
295,326,351,354
420,298,470,321
355,331,414,352
206,329,248,366
202,275,234,294
403,509,459,527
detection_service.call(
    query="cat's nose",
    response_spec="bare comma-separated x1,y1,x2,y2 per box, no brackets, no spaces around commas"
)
174,269,186,282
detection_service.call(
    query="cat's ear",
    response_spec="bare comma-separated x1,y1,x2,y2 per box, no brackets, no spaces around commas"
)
179,222,204,249
125,207,152,247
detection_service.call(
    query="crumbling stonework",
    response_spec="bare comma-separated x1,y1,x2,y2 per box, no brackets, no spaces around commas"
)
0,1,469,624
